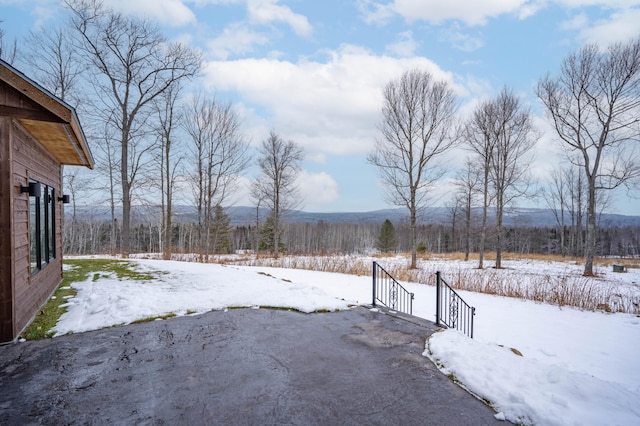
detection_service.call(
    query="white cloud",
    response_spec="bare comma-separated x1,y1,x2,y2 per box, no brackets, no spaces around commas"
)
32,5,57,29
202,0,312,59
385,31,419,57
357,0,396,25
207,22,270,59
574,8,640,45
517,1,545,19
296,170,340,209
103,0,196,26
560,12,589,31
439,25,485,52
247,0,313,36
554,0,640,7
202,44,455,158
191,0,243,4
367,0,532,26
361,0,640,27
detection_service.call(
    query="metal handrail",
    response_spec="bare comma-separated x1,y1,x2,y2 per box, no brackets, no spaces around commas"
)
372,262,414,315
436,271,475,338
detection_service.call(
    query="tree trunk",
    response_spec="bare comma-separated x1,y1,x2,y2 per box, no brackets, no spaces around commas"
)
273,191,280,259
478,167,489,269
464,193,471,261
495,195,503,269
162,138,172,260
584,181,597,276
121,125,130,257
410,200,417,269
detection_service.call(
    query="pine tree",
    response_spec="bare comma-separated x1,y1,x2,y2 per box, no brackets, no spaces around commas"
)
259,212,285,253
210,205,233,254
375,219,398,253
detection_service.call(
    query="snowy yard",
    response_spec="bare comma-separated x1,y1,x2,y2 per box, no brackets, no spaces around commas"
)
53,256,640,425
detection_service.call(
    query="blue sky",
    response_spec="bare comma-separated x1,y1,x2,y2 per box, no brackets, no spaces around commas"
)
2,0,640,215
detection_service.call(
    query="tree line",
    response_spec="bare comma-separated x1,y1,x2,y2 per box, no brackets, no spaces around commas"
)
61,212,640,259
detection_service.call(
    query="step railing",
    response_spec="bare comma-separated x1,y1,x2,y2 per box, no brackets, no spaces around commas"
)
372,262,414,315
436,271,475,338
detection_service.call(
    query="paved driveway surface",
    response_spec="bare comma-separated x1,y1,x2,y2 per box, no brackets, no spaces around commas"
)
0,307,504,425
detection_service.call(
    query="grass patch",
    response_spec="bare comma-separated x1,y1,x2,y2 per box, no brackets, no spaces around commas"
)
20,258,165,340
224,305,328,313
19,284,77,340
130,313,177,324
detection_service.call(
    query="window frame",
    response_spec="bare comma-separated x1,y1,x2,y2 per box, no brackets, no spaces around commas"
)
29,180,56,275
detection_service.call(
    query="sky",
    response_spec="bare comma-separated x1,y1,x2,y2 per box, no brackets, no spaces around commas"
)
46,255,640,424
2,0,640,215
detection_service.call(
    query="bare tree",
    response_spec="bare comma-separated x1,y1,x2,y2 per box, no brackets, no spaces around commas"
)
543,166,571,256
0,21,18,64
62,169,80,253
98,124,121,255
368,69,458,269
253,131,304,258
489,88,537,268
183,93,250,260
565,166,586,257
445,196,462,253
464,89,537,268
463,98,497,269
154,83,183,260
537,38,640,275
66,0,201,257
22,26,82,107
454,159,482,261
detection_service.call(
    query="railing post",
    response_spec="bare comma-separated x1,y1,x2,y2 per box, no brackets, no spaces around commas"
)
471,307,475,339
372,262,377,306
410,293,414,315
435,271,441,326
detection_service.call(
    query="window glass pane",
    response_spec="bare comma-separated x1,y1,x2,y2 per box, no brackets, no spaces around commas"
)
49,187,55,260
40,184,47,266
29,188,37,273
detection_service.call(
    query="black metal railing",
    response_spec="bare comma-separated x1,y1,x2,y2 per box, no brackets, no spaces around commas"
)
372,262,414,315
436,271,475,338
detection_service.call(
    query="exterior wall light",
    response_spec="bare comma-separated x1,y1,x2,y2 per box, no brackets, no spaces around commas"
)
19,181,41,196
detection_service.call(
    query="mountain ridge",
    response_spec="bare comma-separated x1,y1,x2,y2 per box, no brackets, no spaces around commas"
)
65,205,640,228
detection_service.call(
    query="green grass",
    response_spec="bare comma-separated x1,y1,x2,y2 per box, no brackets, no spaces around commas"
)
20,258,165,340
130,313,177,324
19,282,77,340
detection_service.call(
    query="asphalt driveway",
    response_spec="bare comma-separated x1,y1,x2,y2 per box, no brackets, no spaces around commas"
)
0,307,504,425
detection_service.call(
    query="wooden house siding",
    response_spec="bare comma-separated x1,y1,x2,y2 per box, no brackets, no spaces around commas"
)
11,120,63,336
0,117,13,340
1,59,92,343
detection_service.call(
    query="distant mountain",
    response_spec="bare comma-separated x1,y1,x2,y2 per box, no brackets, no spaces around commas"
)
66,204,640,228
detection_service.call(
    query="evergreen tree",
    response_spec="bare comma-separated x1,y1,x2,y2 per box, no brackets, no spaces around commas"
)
375,219,399,252
210,205,233,254
259,212,285,253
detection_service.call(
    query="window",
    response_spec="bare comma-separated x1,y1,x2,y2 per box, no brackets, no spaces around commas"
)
29,180,55,274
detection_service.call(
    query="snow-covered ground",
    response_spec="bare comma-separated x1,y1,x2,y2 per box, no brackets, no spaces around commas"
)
52,257,640,425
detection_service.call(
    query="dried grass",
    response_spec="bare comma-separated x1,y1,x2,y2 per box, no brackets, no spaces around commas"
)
212,252,640,315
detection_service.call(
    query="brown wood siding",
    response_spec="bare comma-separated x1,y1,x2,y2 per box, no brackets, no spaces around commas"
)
11,120,62,338
1,68,89,342
0,116,13,341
